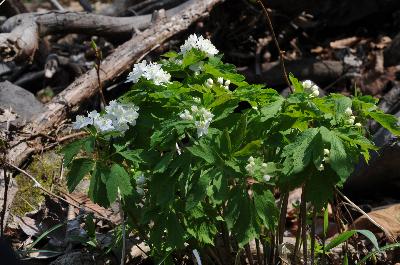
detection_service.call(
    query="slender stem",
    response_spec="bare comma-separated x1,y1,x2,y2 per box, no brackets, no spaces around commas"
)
300,186,308,264
292,216,302,264
256,0,292,92
118,191,126,265
255,238,263,265
278,192,289,244
244,243,254,265
310,208,317,265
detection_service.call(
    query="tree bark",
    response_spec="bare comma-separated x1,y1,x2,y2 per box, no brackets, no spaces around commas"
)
6,0,222,167
0,0,200,62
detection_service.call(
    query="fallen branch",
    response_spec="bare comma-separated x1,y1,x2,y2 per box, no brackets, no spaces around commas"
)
0,0,198,62
6,0,222,167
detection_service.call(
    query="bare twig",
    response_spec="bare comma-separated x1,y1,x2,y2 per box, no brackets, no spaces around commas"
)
118,190,126,265
256,0,292,92
335,188,396,242
48,0,64,11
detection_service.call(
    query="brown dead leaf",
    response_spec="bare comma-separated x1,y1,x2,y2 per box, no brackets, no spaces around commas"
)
351,203,400,242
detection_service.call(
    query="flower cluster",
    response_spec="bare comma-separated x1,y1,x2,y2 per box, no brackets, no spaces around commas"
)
204,77,231,91
344,107,361,127
72,100,139,133
126,60,171,85
302,80,320,98
180,34,219,57
317,148,331,171
179,105,214,138
245,156,271,182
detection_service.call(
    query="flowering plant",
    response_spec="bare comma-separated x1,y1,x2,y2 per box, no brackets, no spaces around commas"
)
61,34,400,262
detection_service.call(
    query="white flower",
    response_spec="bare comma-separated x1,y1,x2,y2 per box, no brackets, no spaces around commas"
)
205,78,213,88
179,34,218,57
323,149,330,156
179,109,193,120
72,115,92,129
217,77,224,85
126,60,171,85
180,106,214,138
302,80,314,90
245,163,255,175
317,164,325,171
355,122,362,128
302,80,320,97
93,116,114,132
345,107,353,116
193,97,201,103
248,156,255,163
347,115,355,125
224,80,231,86
263,175,271,182
73,101,139,134
323,157,330,164
310,89,319,98
224,85,230,91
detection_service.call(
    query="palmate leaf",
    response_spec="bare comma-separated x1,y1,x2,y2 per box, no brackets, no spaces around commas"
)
368,111,400,136
320,127,355,183
282,128,320,175
66,158,94,192
253,185,279,230
260,96,285,122
103,164,133,203
60,136,95,166
88,163,110,207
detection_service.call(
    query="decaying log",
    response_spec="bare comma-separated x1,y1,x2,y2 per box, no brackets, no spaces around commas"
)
0,0,198,62
6,0,222,167
241,58,344,87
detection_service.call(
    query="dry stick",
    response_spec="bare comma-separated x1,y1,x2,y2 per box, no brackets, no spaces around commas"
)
310,208,317,265
118,190,126,265
334,188,395,242
300,187,308,264
0,168,9,236
256,0,292,92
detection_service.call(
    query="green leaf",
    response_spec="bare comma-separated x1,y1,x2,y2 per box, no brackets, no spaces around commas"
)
324,230,356,251
324,230,379,252
231,115,247,150
289,73,303,92
88,163,110,207
186,169,212,210
61,137,94,166
253,185,279,230
166,213,185,248
326,129,354,182
187,140,218,164
282,128,320,175
154,152,174,173
357,243,400,265
220,128,232,156
368,111,400,136
182,49,206,68
323,206,329,237
105,164,133,203
260,97,285,122
66,158,94,192
85,213,96,238
233,140,262,157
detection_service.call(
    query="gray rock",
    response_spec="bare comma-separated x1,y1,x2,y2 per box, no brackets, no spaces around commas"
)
0,81,45,129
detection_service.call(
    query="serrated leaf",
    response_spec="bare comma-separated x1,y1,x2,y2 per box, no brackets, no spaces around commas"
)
289,73,303,92
105,164,133,203
260,97,285,122
66,158,94,192
368,111,400,136
253,185,278,230
187,140,218,164
61,137,94,166
186,169,212,210
166,213,185,248
88,163,110,207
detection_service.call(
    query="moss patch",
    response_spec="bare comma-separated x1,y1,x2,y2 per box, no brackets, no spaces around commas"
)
11,151,63,216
